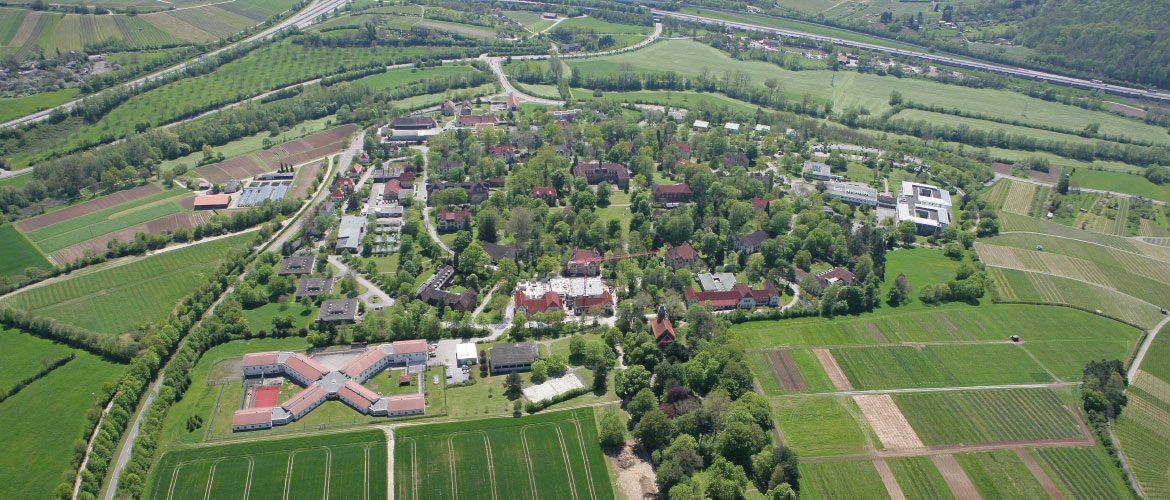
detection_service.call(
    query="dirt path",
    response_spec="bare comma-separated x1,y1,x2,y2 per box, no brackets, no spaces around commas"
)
873,459,907,500
853,395,924,450
813,348,853,391
1014,448,1066,500
380,426,394,500
932,454,981,500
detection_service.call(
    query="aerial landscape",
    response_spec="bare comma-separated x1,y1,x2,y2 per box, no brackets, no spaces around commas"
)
2,0,1170,499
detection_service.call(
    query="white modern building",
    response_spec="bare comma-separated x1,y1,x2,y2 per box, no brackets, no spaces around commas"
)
825,181,878,206
896,181,953,234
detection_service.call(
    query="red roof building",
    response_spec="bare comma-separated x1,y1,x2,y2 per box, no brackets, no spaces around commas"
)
685,281,781,310
399,171,415,187
816,266,858,286
392,339,428,355
383,179,402,199
531,186,557,205
514,291,563,316
455,115,500,127
652,183,692,204
283,353,328,384
358,151,371,164
337,381,381,413
664,242,699,269
489,145,515,160
573,161,629,189
506,93,520,111
340,177,355,191
750,197,776,211
566,247,602,276
193,194,232,210
383,393,425,415
650,307,675,346
436,208,472,232
572,290,614,315
671,141,692,158
331,189,345,202
232,408,274,430
348,163,362,177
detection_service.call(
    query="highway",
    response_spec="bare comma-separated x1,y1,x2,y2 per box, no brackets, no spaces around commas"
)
653,8,1170,103
0,0,351,129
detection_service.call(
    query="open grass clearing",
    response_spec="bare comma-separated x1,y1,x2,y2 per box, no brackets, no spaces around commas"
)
554,16,653,35
799,460,891,500
351,64,481,91
0,326,74,392
1070,168,1170,203
773,395,877,458
0,88,79,123
0,223,51,279
416,19,496,39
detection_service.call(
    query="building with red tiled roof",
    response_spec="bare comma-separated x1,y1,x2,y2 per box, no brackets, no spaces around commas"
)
566,247,602,276
816,266,858,286
340,177,355,191
750,197,776,211
664,242,699,269
514,291,563,316
232,408,274,431
506,93,520,111
383,179,402,200
531,186,557,205
571,290,614,316
652,183,692,204
456,115,500,127
341,348,389,382
650,306,675,346
337,380,382,413
671,141,691,158
685,281,781,310
436,208,471,232
331,189,345,203
489,145,515,161
348,163,362,178
281,384,327,420
381,393,425,416
358,151,371,164
573,161,629,189
242,351,281,377
283,353,329,385
193,194,232,210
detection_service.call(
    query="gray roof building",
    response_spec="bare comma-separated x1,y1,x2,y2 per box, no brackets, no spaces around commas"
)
279,255,314,276
697,272,737,292
318,298,360,323
336,215,366,252
490,342,539,373
296,277,334,298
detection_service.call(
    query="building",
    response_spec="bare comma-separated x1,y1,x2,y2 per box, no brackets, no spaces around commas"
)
506,93,520,111
225,179,241,194
696,272,736,292
358,152,371,165
755,124,772,133
278,255,314,276
436,208,471,232
340,177,355,192
438,159,463,176
442,100,457,116
318,201,336,216
382,179,403,201
488,145,515,161
389,117,438,130
232,408,273,431
318,298,360,323
531,186,558,205
671,141,691,158
490,342,539,373
685,281,781,310
456,343,478,366
724,122,741,134
416,265,477,311
566,247,601,276
514,290,563,316
572,161,629,189
732,230,769,254
560,42,582,52
380,393,425,417
664,242,699,269
331,189,345,203
193,194,232,210
652,184,692,204
896,181,952,234
877,194,896,208
295,277,334,298
336,215,366,252
723,152,750,168
455,115,500,127
482,242,518,264
572,290,614,316
750,197,775,211
427,180,490,204
816,266,858,286
825,181,878,206
650,305,675,346
803,161,841,181
693,120,709,131
348,163,362,178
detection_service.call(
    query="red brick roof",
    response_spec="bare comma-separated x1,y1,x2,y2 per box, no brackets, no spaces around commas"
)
438,209,471,223
665,242,697,261
531,186,557,198
232,408,273,427
685,281,779,307
651,316,675,345
393,339,428,354
574,290,613,309
384,393,425,412
570,247,601,262
400,171,415,183
750,197,776,210
817,266,858,285
671,141,691,153
489,145,514,158
284,353,328,381
338,380,380,409
456,115,500,125
340,348,388,379
282,383,326,415
652,183,692,195
242,351,280,367
383,179,401,195
193,194,232,208
515,291,563,313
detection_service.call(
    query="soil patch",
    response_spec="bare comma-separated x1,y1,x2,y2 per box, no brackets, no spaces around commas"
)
610,444,657,500
873,459,907,500
931,454,981,500
48,213,202,264
1029,165,1062,185
767,351,808,392
865,323,887,343
853,395,925,450
16,184,162,232
293,161,323,199
991,162,1013,176
1107,102,1147,119
1014,448,1067,500
813,348,853,391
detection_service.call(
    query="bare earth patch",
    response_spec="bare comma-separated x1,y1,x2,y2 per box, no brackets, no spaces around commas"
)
611,443,657,499
814,348,854,391
16,184,162,232
853,395,924,450
931,454,981,500
767,350,808,392
873,459,907,500
1014,448,1067,500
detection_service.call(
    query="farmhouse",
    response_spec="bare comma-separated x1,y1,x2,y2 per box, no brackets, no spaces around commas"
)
825,181,878,206
896,181,952,234
336,215,366,252
732,230,769,254
652,183,692,204
572,161,629,189
664,242,699,269
566,247,601,276
490,342,539,373
318,298,360,324
685,281,781,310
193,194,232,210
278,255,314,276
295,277,334,298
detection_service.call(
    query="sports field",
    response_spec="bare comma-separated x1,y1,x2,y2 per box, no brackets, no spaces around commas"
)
0,223,52,278
0,328,124,500
394,408,613,500
0,232,254,334
145,429,386,500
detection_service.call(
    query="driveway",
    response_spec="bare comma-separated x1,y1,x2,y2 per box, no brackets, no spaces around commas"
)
327,254,394,309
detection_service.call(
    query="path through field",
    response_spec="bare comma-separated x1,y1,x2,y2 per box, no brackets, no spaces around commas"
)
872,459,907,500
1014,448,1067,500
853,395,924,450
931,454,981,500
813,348,853,391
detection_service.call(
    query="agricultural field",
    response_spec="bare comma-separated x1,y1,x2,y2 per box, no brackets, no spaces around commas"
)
0,88,78,122
892,388,1085,446
394,409,614,500
576,89,760,114
415,19,497,39
747,347,835,394
145,429,386,500
1070,168,1170,203
0,326,74,390
0,328,125,500
886,456,955,500
998,178,1037,215
194,124,357,184
997,211,1170,260
798,460,891,500
350,64,482,91
953,450,1052,499
0,223,52,279
773,395,878,458
831,343,1054,390
554,16,654,35
23,186,193,254
0,232,254,334
987,266,1165,329
1033,447,1132,500
503,10,554,32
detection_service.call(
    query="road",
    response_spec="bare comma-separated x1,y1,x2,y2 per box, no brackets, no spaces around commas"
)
327,254,394,308
72,394,117,500
269,131,366,253
1,0,351,129
1127,314,1170,384
0,166,31,181
651,8,1170,103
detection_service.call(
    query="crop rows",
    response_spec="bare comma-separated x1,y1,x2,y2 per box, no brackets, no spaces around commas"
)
36,201,186,253
953,450,1051,499
1115,403,1170,499
1034,447,1130,500
892,388,1083,445
798,460,891,500
834,343,1052,390
1001,180,1036,215
0,224,51,278
979,242,1170,308
886,456,954,500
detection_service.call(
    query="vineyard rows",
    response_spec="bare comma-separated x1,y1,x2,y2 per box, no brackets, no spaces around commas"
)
892,389,1083,445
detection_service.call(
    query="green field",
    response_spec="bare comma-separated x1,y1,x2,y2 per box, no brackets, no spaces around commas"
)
1,232,253,334
351,64,481,91
892,108,1106,148
503,10,554,32
1070,168,1170,203
748,348,835,394
1114,401,1170,500
1033,447,1132,500
893,388,1083,446
0,88,79,123
394,409,613,500
145,429,386,500
554,16,653,35
773,395,877,458
416,19,497,39
953,450,1051,499
799,460,891,500
887,456,955,500
576,89,760,114
0,326,74,392
32,198,190,253
0,329,124,500
832,343,1053,390
0,223,52,279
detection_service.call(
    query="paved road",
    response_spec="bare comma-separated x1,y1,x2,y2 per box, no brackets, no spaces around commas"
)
0,167,31,180
1128,315,1170,383
72,394,117,500
414,145,454,257
1,0,351,129
327,254,394,308
269,131,365,253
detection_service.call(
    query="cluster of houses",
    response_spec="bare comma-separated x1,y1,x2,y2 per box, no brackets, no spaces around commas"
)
513,275,616,317
231,340,428,431
415,265,478,312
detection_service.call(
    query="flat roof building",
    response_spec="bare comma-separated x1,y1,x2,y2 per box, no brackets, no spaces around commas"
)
896,181,952,234
490,342,539,374
336,215,366,252
318,298,360,323
279,255,314,276
825,181,878,206
295,277,334,298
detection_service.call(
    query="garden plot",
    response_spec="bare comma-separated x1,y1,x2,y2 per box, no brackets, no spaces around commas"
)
195,125,356,184
892,388,1086,446
1000,180,1037,215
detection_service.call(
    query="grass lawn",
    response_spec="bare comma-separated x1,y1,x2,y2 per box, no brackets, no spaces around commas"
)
878,247,965,310
554,16,653,35
146,429,386,500
1,232,254,334
0,335,124,500
773,395,876,458
394,408,613,500
0,223,51,278
1069,168,1170,203
0,88,78,123
242,301,317,333
0,326,74,393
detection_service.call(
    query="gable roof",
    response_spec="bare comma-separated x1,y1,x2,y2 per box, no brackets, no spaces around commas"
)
514,291,563,312
817,266,858,285
733,230,769,248
665,242,697,261
651,315,675,344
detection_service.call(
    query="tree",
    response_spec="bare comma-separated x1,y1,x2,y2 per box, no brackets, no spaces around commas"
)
569,335,587,360
505,372,523,399
889,90,903,106
627,387,658,423
530,359,548,384
716,421,767,469
898,220,918,245
633,408,674,453
598,410,627,449
616,365,651,398
706,457,749,500
459,241,489,275
1057,173,1070,195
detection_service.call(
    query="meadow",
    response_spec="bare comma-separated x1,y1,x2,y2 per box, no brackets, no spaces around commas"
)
576,89,760,114
1070,168,1170,203
772,395,877,458
567,40,1169,144
350,64,481,91
0,88,78,123
0,326,74,392
953,450,1051,499
892,388,1084,445
394,408,613,500
554,16,653,35
416,19,497,39
503,10,554,32
0,329,125,500
0,232,253,334
798,460,890,500
0,223,52,279
1033,447,1132,500
145,429,386,500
